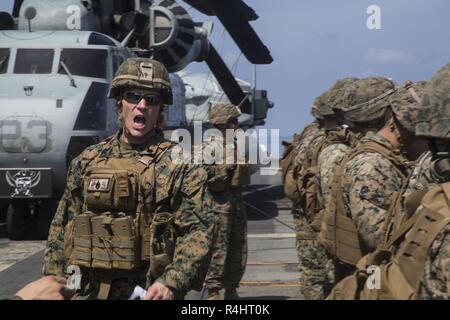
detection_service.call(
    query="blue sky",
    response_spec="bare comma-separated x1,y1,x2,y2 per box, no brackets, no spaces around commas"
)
1,0,449,137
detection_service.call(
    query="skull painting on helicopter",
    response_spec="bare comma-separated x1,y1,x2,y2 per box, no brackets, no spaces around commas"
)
5,170,41,197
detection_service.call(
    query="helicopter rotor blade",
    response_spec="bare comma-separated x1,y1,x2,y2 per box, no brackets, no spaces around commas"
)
205,42,251,114
13,0,24,17
182,0,258,21
182,0,273,64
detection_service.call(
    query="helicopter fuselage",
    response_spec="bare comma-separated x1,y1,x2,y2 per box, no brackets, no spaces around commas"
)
0,30,132,201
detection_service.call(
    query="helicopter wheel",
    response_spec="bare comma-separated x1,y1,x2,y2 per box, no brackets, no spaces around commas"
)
36,200,57,240
6,201,31,240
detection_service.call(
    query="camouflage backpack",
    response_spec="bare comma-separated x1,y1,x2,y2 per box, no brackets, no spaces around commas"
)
283,122,323,202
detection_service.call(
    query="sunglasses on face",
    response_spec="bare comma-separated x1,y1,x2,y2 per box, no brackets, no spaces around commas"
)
123,91,162,106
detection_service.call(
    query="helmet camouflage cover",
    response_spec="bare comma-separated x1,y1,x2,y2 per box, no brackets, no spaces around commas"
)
208,102,242,125
416,62,450,138
108,58,173,105
325,77,359,110
341,76,396,123
315,91,335,118
311,105,323,120
389,80,427,132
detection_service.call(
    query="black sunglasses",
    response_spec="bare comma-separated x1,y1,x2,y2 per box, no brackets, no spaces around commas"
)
123,91,162,106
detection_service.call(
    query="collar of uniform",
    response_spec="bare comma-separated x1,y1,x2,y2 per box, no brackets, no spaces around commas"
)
363,131,395,150
110,129,164,155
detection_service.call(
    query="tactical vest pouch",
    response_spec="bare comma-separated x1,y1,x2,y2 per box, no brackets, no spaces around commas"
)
84,169,138,212
90,215,138,271
231,164,251,187
111,216,138,270
70,214,92,268
148,212,175,281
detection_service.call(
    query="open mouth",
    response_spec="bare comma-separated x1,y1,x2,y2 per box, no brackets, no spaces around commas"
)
133,115,146,126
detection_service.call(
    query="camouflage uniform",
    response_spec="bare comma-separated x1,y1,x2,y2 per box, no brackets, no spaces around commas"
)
296,133,328,299
402,151,433,201
414,63,450,299
291,123,324,246
319,77,400,281
202,103,250,300
387,151,434,236
294,94,334,300
317,77,361,207
326,69,450,300
342,81,429,252
288,121,321,152
43,58,215,300
318,141,351,203
341,132,411,251
342,78,424,252
203,179,247,296
295,79,361,299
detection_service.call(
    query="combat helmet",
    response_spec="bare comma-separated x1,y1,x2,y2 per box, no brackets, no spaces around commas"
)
208,102,242,125
315,91,335,118
325,77,359,111
341,76,396,123
311,97,324,120
416,62,450,138
108,58,173,105
388,80,427,132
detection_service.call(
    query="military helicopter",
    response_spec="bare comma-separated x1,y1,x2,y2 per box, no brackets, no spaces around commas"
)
0,0,273,240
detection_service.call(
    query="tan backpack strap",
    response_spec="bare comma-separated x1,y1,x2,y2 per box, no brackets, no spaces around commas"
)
383,213,419,250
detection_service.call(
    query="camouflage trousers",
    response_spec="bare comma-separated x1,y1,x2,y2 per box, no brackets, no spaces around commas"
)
204,192,248,290
293,208,333,300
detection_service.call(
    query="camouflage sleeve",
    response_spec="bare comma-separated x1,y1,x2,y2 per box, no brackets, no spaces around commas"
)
344,153,403,251
42,156,84,276
417,224,450,299
403,151,434,200
156,162,215,294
